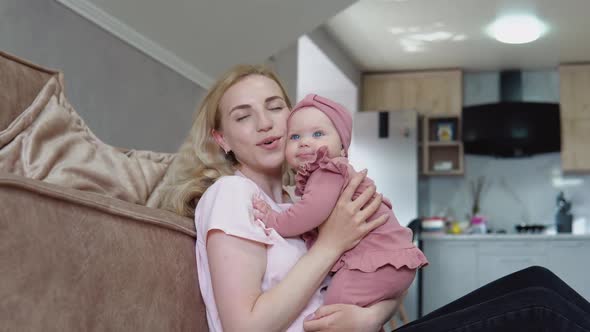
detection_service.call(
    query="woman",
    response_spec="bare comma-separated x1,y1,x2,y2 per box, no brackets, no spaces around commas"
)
160,65,399,332
160,64,590,332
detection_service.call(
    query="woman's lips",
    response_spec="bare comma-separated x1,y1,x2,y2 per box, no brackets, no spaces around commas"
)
257,137,281,150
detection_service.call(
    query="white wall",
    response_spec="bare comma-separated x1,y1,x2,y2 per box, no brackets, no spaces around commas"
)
0,0,205,152
268,43,299,104
297,35,358,112
306,26,361,90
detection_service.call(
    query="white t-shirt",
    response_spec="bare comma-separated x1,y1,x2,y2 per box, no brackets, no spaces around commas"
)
195,173,327,332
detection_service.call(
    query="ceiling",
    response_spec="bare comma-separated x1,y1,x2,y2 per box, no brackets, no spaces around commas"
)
324,0,590,72
65,0,355,87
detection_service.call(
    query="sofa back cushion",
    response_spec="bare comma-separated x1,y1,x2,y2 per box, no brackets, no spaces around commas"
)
0,51,56,133
0,51,174,206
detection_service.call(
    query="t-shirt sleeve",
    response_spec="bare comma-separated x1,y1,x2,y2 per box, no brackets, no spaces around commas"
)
196,176,273,245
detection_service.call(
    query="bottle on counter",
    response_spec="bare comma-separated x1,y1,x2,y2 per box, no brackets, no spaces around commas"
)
470,215,487,234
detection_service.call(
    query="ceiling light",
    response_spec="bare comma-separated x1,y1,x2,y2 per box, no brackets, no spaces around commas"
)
487,15,547,44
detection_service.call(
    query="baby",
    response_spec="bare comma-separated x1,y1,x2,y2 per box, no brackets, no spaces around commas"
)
252,94,428,307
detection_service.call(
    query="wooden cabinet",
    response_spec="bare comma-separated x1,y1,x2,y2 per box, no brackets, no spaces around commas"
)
362,70,462,117
362,70,463,176
559,64,590,172
422,115,464,175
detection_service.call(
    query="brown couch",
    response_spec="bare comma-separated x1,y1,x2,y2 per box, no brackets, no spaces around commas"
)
0,51,208,331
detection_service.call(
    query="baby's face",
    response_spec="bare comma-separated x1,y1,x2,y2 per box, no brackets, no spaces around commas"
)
285,107,345,169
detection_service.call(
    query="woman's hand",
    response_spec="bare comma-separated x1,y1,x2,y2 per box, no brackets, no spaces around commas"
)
303,297,402,332
315,169,389,256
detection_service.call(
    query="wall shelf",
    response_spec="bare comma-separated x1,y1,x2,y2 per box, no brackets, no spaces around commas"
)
421,115,464,175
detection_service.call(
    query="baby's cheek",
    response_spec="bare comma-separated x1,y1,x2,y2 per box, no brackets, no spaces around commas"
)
285,145,298,166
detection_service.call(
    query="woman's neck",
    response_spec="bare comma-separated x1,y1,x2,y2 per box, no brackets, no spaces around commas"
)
238,166,284,203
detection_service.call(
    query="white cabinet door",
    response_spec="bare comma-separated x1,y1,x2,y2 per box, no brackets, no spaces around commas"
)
422,241,478,315
478,255,548,286
547,240,590,300
477,241,548,285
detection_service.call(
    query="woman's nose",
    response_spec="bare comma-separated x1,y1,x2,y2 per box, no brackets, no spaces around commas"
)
257,112,273,132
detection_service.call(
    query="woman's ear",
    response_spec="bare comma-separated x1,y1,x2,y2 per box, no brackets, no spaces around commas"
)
211,129,230,153
340,146,347,157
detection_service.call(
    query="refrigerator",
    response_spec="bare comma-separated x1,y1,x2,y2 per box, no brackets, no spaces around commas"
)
349,109,419,323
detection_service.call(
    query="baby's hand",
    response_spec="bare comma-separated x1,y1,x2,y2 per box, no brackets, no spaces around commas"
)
252,197,273,222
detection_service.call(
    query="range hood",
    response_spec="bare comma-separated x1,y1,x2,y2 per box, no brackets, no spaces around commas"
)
462,70,561,158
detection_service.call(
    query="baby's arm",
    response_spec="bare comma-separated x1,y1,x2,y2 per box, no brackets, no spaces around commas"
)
254,170,347,237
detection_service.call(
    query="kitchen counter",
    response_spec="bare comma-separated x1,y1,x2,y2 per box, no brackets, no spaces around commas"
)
419,232,590,316
420,233,590,240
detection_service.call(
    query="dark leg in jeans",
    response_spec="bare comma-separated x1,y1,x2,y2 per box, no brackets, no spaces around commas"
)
396,266,590,331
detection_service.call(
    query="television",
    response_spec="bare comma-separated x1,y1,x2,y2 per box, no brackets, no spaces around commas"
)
462,102,561,157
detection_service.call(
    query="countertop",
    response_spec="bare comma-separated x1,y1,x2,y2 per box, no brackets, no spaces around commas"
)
420,233,590,241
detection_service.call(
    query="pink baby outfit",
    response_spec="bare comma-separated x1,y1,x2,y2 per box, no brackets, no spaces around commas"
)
194,172,327,332
261,94,429,307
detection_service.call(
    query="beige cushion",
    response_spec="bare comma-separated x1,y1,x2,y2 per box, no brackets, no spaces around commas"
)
0,54,174,206
0,50,57,133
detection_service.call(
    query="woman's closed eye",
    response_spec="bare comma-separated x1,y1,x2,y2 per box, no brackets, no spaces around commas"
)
268,102,286,111
236,114,250,122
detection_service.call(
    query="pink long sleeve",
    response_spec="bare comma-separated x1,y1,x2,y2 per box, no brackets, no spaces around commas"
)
263,169,347,237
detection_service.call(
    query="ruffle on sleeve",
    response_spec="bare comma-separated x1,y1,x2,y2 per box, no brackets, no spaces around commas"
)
294,146,350,196
332,246,429,273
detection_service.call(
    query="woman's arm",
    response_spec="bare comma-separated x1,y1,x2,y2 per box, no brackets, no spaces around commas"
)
303,298,403,332
208,231,340,332
208,170,388,331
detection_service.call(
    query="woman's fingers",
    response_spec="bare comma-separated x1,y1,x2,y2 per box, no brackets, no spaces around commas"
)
303,305,344,331
351,183,377,212
361,213,388,235
253,210,264,220
340,169,367,204
360,192,382,216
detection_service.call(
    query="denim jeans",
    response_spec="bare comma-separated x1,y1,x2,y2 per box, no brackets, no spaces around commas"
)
396,266,590,332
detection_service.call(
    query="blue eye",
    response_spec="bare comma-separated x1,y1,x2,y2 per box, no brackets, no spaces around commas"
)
290,134,300,140
313,131,324,137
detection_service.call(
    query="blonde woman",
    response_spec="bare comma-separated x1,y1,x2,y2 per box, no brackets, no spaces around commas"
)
160,65,399,332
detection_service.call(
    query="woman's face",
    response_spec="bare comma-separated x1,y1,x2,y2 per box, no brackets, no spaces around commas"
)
214,75,290,174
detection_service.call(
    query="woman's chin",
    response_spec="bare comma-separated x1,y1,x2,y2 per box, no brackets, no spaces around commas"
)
258,155,286,172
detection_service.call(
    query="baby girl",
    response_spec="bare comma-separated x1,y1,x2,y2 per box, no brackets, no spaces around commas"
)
252,94,428,307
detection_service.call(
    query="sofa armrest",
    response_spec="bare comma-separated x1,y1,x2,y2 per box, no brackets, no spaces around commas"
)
0,172,207,331
0,172,195,236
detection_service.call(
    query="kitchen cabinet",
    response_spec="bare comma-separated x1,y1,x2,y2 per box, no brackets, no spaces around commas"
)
422,115,464,175
559,64,590,172
362,70,464,176
362,70,462,117
421,234,590,316
547,240,590,299
422,240,478,314
477,241,548,285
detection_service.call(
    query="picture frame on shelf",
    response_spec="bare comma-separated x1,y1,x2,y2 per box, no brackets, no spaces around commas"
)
435,121,455,141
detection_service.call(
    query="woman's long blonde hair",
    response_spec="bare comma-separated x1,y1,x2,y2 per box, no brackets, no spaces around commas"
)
158,64,292,218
